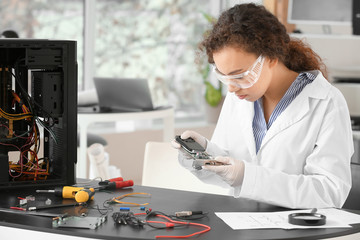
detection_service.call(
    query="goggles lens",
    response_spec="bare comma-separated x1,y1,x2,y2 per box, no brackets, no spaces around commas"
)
213,55,264,89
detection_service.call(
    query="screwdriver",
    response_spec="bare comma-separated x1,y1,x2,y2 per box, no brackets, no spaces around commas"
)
36,186,95,203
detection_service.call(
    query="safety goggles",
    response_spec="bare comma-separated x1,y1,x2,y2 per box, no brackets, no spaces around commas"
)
213,55,265,89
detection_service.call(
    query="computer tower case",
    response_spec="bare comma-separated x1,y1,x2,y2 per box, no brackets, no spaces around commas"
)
0,39,77,189
353,0,360,35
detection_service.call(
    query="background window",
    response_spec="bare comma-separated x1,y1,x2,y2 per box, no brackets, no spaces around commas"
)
1,0,237,121
0,0,84,87
94,0,213,119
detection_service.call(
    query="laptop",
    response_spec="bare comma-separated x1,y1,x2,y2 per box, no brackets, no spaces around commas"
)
93,77,156,113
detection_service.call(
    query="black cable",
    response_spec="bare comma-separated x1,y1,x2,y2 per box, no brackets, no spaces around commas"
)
112,211,145,228
88,203,112,216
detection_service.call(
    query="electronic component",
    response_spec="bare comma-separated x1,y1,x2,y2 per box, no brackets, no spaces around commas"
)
175,210,203,217
0,39,77,189
45,198,52,205
175,135,205,153
175,135,227,169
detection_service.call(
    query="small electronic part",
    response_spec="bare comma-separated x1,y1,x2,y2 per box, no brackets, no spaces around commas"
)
120,207,130,211
18,197,27,206
175,211,203,217
175,211,192,217
25,195,35,201
112,211,145,227
52,215,107,229
45,198,52,205
174,211,208,221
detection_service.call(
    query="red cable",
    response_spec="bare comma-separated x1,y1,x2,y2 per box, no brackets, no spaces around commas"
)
154,215,211,239
134,213,211,239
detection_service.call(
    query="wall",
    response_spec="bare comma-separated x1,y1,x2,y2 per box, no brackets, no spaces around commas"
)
98,124,216,185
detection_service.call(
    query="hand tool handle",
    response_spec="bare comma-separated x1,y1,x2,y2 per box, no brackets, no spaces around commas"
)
114,180,133,189
62,186,84,199
109,177,124,182
105,180,134,189
74,188,95,203
99,177,124,185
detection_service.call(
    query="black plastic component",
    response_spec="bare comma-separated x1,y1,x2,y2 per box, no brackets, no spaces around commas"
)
175,135,205,153
32,71,63,117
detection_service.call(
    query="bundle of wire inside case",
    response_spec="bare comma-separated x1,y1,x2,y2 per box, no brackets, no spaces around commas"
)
0,62,54,181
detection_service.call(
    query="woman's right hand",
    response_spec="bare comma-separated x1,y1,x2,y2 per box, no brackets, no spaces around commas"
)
171,130,208,170
171,130,207,149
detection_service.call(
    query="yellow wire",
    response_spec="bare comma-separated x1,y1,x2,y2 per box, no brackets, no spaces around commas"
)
0,108,32,120
111,192,151,206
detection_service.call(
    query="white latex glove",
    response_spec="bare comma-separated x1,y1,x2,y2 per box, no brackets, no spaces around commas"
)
170,130,207,149
171,130,208,170
203,156,245,187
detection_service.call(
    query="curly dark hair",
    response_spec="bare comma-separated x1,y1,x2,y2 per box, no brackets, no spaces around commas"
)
199,3,327,77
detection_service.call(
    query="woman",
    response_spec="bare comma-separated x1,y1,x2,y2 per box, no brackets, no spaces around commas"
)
172,3,353,209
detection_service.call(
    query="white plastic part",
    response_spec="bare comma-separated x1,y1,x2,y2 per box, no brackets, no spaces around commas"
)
87,143,110,180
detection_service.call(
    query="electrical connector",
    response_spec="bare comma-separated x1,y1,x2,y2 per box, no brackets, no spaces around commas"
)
175,211,192,217
175,210,204,217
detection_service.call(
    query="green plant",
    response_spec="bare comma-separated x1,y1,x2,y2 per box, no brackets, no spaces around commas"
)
199,12,223,107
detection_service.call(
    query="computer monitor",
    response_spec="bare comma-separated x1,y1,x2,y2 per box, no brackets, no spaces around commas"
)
0,39,77,189
288,0,352,26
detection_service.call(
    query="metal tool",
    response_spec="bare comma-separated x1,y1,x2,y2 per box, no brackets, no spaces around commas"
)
98,177,134,190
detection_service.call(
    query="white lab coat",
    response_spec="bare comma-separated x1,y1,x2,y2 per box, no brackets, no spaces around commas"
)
191,71,353,209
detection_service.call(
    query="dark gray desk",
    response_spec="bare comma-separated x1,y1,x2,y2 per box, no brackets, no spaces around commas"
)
0,185,359,239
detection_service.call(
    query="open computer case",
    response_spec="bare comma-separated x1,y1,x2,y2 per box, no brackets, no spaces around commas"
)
0,39,77,189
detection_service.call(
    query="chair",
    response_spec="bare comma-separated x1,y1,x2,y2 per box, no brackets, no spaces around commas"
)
142,141,230,195
343,163,360,210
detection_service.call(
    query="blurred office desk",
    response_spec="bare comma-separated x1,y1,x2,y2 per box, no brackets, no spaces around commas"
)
77,107,174,178
0,185,359,240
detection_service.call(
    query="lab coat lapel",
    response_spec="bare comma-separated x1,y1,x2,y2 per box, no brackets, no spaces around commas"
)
259,72,329,150
238,101,257,157
260,94,310,148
